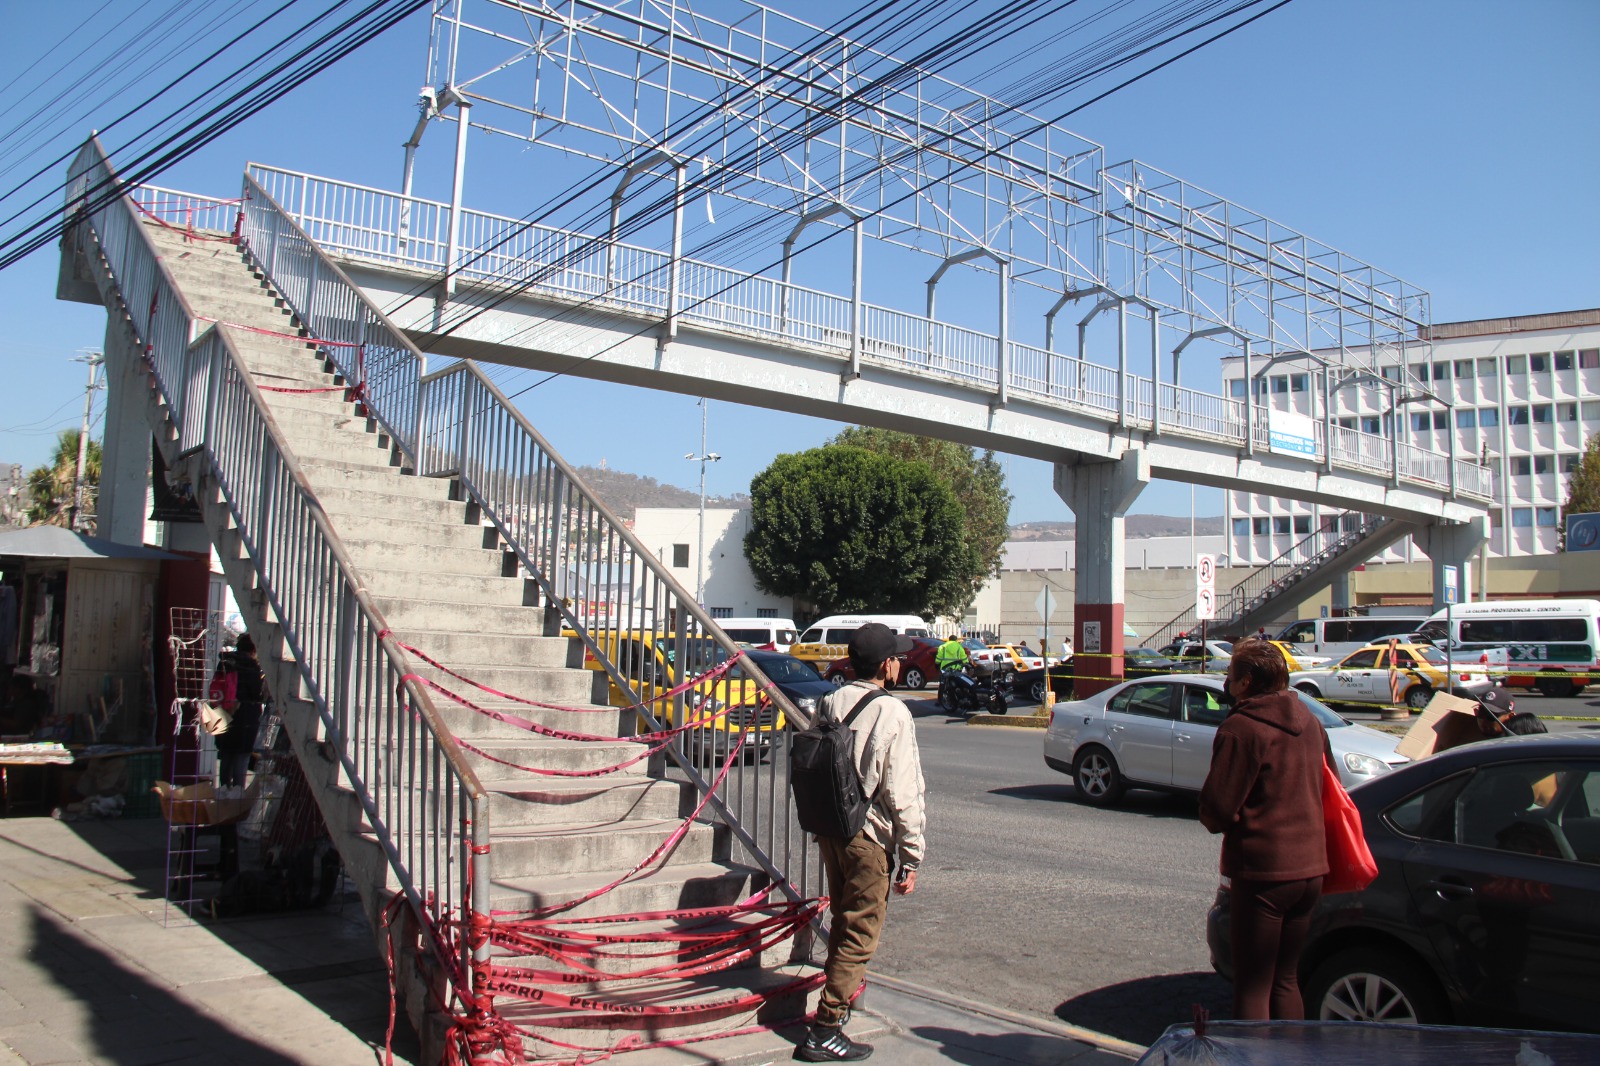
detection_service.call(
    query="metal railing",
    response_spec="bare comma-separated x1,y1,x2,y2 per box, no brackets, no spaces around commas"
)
416,360,823,904
1146,511,1392,649
246,164,1493,504
67,137,488,996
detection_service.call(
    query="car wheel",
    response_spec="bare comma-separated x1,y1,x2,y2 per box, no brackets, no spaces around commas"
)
1071,746,1125,806
827,671,848,686
902,666,926,691
1405,684,1433,710
1294,682,1321,698
1029,678,1047,703
938,683,958,713
1305,946,1448,1025
1536,673,1577,698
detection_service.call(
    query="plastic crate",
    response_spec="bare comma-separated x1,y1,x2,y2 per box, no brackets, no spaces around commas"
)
122,751,163,819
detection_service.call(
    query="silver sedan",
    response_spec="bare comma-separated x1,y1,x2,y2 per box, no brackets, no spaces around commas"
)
1043,673,1406,806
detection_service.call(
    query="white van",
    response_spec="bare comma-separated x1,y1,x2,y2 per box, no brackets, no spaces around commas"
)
716,617,800,653
790,614,934,669
1416,599,1599,698
1275,614,1432,661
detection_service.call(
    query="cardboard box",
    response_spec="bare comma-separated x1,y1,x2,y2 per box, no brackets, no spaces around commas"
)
153,780,259,827
1395,691,1482,761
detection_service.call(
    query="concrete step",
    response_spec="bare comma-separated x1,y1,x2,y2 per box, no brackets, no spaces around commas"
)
493,963,814,1049
455,736,653,778
485,817,728,878
295,460,452,501
373,596,546,634
307,510,489,552
482,775,693,826
424,697,621,739
410,661,595,703
358,566,533,605
487,861,763,923
486,907,794,979
385,629,570,667
334,535,507,577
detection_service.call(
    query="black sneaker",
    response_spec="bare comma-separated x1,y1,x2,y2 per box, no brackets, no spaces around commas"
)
795,1024,873,1062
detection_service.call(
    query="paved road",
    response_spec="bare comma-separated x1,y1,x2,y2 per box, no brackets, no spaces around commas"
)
868,694,1227,1047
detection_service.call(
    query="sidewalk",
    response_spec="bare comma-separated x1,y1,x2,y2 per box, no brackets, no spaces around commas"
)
0,816,1140,1066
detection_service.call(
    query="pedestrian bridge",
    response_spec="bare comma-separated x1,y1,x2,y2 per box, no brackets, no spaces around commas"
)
245,165,1493,526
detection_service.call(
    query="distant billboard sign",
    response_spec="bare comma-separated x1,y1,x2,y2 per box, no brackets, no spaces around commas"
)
1268,409,1318,459
1567,511,1600,552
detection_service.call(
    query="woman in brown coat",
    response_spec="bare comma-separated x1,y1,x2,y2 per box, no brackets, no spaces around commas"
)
1199,639,1329,1020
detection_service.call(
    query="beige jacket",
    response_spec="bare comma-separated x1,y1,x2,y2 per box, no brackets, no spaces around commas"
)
819,680,927,870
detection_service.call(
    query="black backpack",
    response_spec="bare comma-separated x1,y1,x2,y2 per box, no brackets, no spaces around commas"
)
789,688,883,840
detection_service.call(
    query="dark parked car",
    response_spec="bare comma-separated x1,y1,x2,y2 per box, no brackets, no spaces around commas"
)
1042,647,1189,699
1206,733,1600,1032
738,649,838,720
821,636,941,691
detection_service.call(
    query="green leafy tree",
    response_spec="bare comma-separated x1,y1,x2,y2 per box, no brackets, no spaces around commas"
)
745,445,975,618
829,426,1011,608
25,429,100,530
1560,429,1600,551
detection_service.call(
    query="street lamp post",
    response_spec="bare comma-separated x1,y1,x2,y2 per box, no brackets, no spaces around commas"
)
684,398,721,606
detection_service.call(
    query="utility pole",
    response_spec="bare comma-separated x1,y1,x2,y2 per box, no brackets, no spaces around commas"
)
70,349,104,533
684,399,721,607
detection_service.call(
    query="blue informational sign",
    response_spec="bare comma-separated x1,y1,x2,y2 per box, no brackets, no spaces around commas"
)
1568,511,1600,552
1442,564,1458,605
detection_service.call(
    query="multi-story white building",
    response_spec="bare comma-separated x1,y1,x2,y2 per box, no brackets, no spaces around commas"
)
1223,308,1600,567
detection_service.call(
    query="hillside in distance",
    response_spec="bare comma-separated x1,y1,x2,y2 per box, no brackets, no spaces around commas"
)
1011,515,1227,540
575,465,749,519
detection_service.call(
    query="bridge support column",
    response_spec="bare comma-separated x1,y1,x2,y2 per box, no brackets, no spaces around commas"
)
1329,570,1351,615
97,326,150,546
1413,516,1489,611
1054,450,1149,697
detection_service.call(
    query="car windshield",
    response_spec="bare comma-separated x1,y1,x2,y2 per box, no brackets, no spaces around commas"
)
667,639,740,674
1014,645,1037,657
1292,688,1352,728
1212,641,1234,653
1412,645,1448,664
963,640,988,651
1126,648,1161,661
736,654,819,684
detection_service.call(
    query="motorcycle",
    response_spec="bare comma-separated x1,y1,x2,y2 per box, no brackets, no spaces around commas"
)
937,660,1010,715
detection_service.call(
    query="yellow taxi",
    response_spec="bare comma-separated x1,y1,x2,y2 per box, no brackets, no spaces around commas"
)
1288,641,1493,711
572,630,785,757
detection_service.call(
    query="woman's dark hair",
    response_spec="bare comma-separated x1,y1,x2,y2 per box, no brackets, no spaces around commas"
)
1227,638,1288,697
235,634,255,655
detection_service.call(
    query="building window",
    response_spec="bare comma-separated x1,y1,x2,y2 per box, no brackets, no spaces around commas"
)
1409,363,1427,383
1271,375,1289,394
1293,515,1311,534
1558,402,1578,422
1584,401,1600,420
1455,409,1476,429
1506,355,1527,376
672,543,690,567
1381,366,1401,382
710,607,732,618
1273,516,1290,535
1453,359,1474,379
1338,416,1356,429
1253,518,1269,535
1321,515,1339,532
1512,508,1533,528
1410,412,1431,433
1555,351,1574,371
1529,353,1549,373
1229,379,1246,398
1431,362,1450,381
1478,407,1500,428
1532,404,1553,424
1536,507,1557,528
1361,415,1381,434
756,608,777,618
1233,517,1250,536
1290,373,1308,392
1562,454,1580,474
1477,357,1498,378
1580,349,1599,369
1511,457,1532,476
1533,455,1552,474
1508,406,1530,426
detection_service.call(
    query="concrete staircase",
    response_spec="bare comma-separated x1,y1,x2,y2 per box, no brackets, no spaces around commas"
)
117,222,813,1060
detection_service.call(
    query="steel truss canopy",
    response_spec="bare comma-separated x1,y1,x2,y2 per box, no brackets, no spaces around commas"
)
422,0,1431,370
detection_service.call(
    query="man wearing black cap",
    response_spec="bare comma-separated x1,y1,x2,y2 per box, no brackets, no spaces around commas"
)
796,622,927,1063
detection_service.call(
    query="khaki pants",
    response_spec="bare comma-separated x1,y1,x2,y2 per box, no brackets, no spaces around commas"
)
815,830,892,1026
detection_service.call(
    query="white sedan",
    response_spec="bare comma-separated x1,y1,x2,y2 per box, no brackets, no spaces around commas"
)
1043,674,1406,806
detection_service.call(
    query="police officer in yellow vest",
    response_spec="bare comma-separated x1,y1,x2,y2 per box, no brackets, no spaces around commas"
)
934,633,969,674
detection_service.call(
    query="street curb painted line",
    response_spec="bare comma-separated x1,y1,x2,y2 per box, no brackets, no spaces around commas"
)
967,713,1049,728
868,972,1146,1059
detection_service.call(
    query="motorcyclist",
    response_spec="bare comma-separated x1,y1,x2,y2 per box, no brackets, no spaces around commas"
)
935,634,970,675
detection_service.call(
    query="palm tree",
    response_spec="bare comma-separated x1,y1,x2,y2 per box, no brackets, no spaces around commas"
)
25,430,101,531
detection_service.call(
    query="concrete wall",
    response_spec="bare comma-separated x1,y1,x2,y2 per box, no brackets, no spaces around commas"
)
632,507,792,617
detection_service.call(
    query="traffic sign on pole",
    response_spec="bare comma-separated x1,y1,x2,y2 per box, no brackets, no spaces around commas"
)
1195,553,1216,621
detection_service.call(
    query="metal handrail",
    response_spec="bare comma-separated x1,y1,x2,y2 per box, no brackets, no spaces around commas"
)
417,359,824,904
241,161,827,903
245,163,1493,504
1146,511,1387,648
66,137,489,998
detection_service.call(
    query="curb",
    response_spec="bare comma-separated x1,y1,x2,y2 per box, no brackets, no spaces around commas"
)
868,973,1146,1059
966,712,1050,728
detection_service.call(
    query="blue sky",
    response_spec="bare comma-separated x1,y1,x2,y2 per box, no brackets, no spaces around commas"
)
2,0,1596,523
